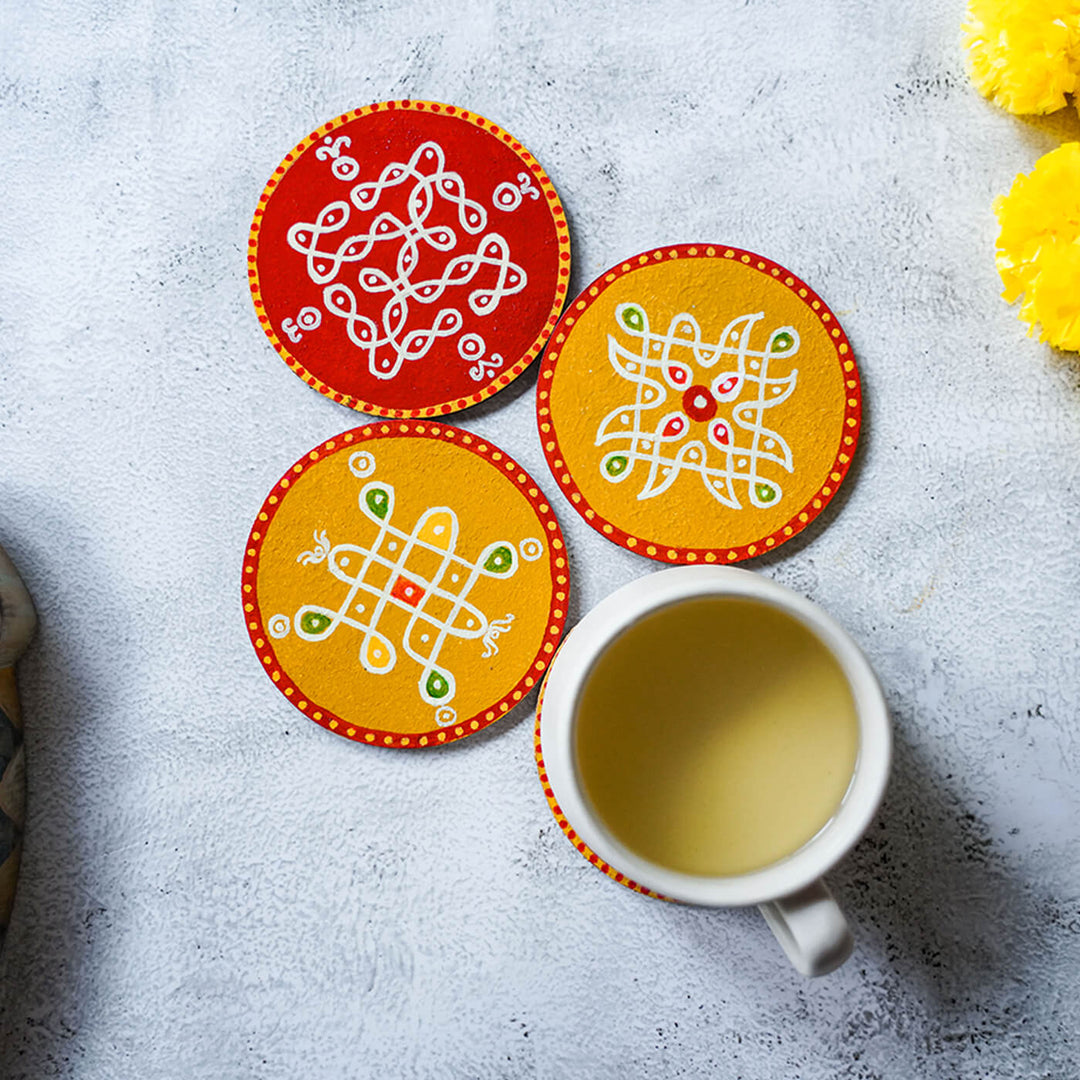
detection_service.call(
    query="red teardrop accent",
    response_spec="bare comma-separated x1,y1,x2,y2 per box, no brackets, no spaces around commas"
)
711,420,730,445
662,415,686,438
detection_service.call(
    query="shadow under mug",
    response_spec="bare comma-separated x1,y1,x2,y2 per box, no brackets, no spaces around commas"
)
537,565,891,976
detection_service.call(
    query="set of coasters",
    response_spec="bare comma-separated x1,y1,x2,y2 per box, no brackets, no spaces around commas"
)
242,99,862,748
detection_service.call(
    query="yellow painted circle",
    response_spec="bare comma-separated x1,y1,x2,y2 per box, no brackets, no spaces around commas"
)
245,425,566,746
539,246,860,561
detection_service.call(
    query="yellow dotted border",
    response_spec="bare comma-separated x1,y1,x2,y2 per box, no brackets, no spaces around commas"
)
242,422,570,748
248,99,572,418
536,245,862,564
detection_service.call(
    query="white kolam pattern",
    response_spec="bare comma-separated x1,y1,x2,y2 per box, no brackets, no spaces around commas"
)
286,141,528,382
596,302,800,510
274,455,524,727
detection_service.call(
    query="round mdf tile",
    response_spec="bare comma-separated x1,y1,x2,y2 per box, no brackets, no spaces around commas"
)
537,245,861,563
249,100,571,417
242,423,568,747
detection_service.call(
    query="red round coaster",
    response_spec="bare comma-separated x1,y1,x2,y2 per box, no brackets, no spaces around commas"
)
249,101,571,417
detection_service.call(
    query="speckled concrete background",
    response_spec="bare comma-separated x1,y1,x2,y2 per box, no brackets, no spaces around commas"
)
1,1,1079,1077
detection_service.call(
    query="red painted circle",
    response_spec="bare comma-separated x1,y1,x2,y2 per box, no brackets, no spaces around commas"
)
682,384,717,423
249,101,571,417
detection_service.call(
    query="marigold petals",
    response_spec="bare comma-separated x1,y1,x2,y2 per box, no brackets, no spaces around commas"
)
1027,241,1080,350
995,142,1080,351
963,0,1080,115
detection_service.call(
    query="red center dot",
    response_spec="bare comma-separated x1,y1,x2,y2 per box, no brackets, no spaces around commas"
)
682,384,717,423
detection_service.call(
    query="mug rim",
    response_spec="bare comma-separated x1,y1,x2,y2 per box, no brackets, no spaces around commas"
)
538,565,892,906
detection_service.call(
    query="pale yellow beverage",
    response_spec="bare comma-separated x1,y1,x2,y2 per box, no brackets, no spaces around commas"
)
574,597,859,877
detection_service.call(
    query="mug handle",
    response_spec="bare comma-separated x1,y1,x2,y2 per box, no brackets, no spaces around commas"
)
758,879,853,976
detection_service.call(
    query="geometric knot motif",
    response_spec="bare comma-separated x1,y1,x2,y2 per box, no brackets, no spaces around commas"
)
595,302,800,509
286,140,527,382
269,453,527,727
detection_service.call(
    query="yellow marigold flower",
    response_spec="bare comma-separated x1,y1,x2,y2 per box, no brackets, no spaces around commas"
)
994,142,1080,351
963,0,1080,114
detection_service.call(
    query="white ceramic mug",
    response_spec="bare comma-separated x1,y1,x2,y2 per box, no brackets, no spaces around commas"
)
537,565,891,977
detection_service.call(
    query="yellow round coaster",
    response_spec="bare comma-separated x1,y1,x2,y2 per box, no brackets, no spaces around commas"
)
243,423,568,747
538,246,861,563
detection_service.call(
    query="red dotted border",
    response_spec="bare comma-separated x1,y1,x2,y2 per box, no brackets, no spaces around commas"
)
533,674,671,901
248,99,572,418
536,245,862,564
242,422,569,748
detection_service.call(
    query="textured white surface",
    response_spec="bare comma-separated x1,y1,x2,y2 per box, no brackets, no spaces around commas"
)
2,1,1080,1077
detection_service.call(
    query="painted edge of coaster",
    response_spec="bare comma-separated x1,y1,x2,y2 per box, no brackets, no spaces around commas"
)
248,99,572,418
533,670,671,901
536,244,862,564
242,421,570,748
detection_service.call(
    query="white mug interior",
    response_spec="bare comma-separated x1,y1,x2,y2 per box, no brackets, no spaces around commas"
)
539,565,891,909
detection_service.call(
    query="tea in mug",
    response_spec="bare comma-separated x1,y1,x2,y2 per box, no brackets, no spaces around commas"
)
574,597,859,877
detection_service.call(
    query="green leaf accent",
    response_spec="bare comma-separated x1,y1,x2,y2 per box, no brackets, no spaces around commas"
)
621,306,644,332
483,545,514,574
755,483,777,504
604,455,629,477
425,670,450,700
771,331,794,352
365,487,390,519
300,611,332,635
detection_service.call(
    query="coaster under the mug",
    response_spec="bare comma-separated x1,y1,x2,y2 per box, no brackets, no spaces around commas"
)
534,675,670,901
537,245,861,563
243,423,568,747
249,100,571,417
